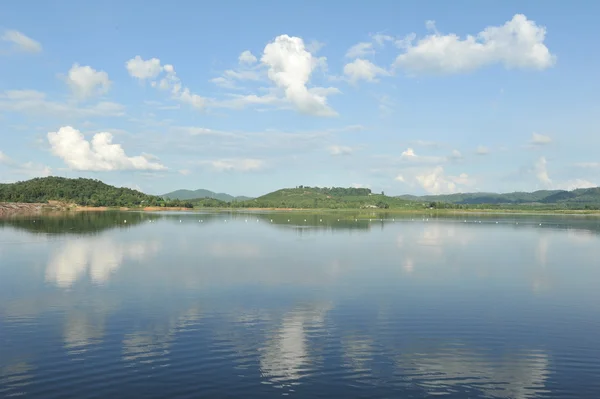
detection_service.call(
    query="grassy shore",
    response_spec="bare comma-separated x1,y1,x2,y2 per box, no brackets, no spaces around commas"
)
2,202,600,217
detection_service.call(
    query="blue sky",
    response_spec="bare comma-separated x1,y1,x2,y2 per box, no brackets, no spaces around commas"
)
1,0,599,196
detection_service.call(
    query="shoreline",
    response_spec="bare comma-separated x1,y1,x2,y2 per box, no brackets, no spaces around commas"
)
2,202,600,217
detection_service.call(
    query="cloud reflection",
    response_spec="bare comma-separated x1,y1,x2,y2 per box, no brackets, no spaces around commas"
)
259,303,331,387
45,238,160,288
396,347,550,398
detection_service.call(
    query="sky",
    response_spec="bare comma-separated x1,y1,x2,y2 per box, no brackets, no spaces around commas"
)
1,0,600,197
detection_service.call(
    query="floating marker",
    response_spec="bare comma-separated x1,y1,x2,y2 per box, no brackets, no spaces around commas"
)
245,219,248,222
304,219,307,222
224,219,227,222
337,219,340,222
392,218,395,221
369,219,372,221
496,221,499,224
124,220,127,223
287,219,290,222
256,219,259,222
539,223,542,226
201,220,203,223
319,219,322,222
180,220,182,223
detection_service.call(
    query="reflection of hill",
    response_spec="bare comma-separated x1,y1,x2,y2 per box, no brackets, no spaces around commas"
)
0,212,157,235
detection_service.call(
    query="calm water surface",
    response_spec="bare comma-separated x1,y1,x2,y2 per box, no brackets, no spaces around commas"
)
1,211,600,398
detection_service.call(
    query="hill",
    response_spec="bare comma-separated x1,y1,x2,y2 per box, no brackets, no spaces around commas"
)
0,177,193,208
237,186,414,209
398,187,600,208
162,188,252,202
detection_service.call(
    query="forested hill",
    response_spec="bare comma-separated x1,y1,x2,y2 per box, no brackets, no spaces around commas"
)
238,186,411,209
0,177,192,207
398,187,600,206
162,188,252,202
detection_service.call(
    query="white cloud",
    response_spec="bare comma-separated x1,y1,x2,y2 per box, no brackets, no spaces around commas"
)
1,29,42,53
415,166,474,194
401,148,417,158
329,145,353,156
371,33,394,46
47,126,167,171
202,158,265,172
126,56,208,111
476,145,490,155
0,150,11,164
351,183,370,188
395,14,556,74
343,59,389,83
238,50,257,64
261,35,337,117
534,156,551,184
179,169,191,176
394,174,405,182
575,162,600,168
345,42,374,58
0,90,124,117
66,64,111,99
555,179,596,191
530,132,552,145
126,56,163,80
533,158,596,190
448,149,463,161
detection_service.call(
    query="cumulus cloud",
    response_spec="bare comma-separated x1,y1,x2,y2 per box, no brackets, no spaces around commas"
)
575,162,600,168
529,132,552,146
534,156,551,184
343,59,389,83
238,50,258,64
1,29,42,53
126,56,207,110
202,158,265,172
0,150,11,164
47,126,166,171
401,148,417,158
394,14,556,75
261,35,337,116
126,56,163,80
0,150,51,179
329,145,353,156
66,64,111,99
415,166,474,194
345,42,374,58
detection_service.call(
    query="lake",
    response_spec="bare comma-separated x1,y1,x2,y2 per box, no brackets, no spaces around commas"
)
1,211,600,398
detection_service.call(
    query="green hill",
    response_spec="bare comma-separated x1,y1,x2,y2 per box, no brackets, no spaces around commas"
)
398,187,600,208
162,188,252,202
0,177,192,208
237,186,413,209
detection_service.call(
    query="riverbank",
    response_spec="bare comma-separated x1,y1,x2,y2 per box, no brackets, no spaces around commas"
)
2,202,600,217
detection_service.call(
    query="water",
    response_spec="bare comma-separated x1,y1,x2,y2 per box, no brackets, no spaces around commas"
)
1,211,600,398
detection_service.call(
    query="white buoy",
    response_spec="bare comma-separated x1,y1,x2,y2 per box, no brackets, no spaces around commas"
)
180,220,182,223
287,219,290,222
496,221,498,224
337,219,340,222
369,219,372,221
124,220,127,223
225,219,227,222
245,219,247,222
539,223,542,226
304,219,307,222
392,218,395,221
319,219,322,222
271,219,273,222
201,220,203,223
256,219,259,222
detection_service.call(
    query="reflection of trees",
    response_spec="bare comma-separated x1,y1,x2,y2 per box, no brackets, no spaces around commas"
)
0,212,154,235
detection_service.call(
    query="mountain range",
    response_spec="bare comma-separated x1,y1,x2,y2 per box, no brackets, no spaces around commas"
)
397,187,600,205
162,189,253,202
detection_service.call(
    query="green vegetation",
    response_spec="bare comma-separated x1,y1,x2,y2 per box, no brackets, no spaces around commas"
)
1,177,600,212
162,188,252,202
399,188,600,210
0,177,194,208
234,186,409,209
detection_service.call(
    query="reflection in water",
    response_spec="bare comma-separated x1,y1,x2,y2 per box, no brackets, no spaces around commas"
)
260,303,331,387
0,362,34,398
45,238,160,288
122,308,202,367
342,335,375,376
63,310,106,356
397,347,550,398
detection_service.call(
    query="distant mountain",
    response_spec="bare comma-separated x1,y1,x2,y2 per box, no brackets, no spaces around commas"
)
162,189,252,202
397,187,600,205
